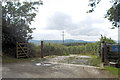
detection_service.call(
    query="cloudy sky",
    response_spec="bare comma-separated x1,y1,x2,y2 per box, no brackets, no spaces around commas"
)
30,0,118,41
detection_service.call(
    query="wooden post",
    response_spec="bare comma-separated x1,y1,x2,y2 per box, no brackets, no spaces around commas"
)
101,41,105,62
104,43,107,64
41,41,43,58
101,41,105,69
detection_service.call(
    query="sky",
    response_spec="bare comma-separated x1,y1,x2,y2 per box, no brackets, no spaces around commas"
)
30,0,118,41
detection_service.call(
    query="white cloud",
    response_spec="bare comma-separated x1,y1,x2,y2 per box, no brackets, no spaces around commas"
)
47,12,105,36
30,0,118,41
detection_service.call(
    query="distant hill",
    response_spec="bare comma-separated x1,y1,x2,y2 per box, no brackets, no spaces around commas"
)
29,39,96,45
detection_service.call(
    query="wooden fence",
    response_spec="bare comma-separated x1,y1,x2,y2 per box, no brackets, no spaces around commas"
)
16,42,29,58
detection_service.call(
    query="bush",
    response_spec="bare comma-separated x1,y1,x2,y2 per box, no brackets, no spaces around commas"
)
43,43,69,56
28,43,69,57
29,43,41,57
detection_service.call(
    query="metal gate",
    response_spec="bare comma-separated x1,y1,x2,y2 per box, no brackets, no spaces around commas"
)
16,42,29,58
104,44,120,64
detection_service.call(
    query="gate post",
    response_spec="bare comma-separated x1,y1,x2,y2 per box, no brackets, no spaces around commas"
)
101,41,105,69
41,41,43,59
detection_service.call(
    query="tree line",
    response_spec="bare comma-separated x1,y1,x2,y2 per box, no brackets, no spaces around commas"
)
29,35,116,58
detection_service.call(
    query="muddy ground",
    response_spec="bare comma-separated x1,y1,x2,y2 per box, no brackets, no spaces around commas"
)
2,55,116,78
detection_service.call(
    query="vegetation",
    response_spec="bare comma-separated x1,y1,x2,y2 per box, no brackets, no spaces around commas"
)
58,54,100,66
66,42,99,55
87,57,101,67
88,0,120,28
2,55,34,63
104,66,120,76
99,35,116,44
28,35,116,58
64,43,88,46
105,3,120,28
29,43,69,57
2,1,43,56
29,43,41,57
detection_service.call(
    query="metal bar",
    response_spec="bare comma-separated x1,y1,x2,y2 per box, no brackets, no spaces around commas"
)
101,41,105,63
41,41,43,58
100,41,105,69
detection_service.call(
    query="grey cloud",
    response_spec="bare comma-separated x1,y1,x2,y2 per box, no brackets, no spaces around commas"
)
47,12,75,30
47,12,105,36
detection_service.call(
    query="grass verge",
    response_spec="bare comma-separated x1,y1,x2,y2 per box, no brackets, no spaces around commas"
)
3,56,34,63
87,57,101,67
2,55,47,63
104,66,120,77
2,55,56,63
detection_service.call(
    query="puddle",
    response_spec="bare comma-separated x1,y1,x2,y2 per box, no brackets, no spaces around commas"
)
35,63,53,66
77,56,91,58
44,63,53,66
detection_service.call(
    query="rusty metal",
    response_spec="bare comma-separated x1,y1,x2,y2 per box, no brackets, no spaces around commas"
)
101,41,104,63
41,41,43,58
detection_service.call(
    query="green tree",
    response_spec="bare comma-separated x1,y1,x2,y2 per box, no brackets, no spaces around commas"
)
99,35,116,44
88,0,120,28
2,1,43,56
105,3,120,27
87,0,101,13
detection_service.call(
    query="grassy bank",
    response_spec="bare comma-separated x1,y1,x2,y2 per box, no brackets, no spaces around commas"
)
2,55,45,63
3,56,33,63
104,66,120,77
2,54,54,63
87,57,101,67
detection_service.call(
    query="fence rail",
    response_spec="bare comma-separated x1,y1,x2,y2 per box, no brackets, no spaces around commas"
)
16,42,29,58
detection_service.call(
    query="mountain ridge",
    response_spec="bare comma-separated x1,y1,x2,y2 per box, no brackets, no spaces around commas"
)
29,39,96,45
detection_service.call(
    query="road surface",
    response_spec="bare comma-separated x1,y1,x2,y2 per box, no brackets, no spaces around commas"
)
2,55,116,78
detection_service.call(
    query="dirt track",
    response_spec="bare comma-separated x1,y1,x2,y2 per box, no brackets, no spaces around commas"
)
2,55,116,78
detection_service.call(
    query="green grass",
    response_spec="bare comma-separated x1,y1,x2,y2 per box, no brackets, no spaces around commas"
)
58,54,100,66
58,56,75,63
3,57,33,63
62,54,70,56
2,55,43,63
76,54,100,67
59,54,100,66
71,54,98,58
104,66,120,76
87,57,101,67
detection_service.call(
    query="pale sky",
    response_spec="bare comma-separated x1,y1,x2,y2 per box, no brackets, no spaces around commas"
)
30,0,118,41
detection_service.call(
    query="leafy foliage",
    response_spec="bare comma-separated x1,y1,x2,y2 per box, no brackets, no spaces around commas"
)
105,3,120,27
42,43,69,56
99,35,116,44
87,0,101,13
29,42,69,57
2,1,43,56
88,0,120,27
